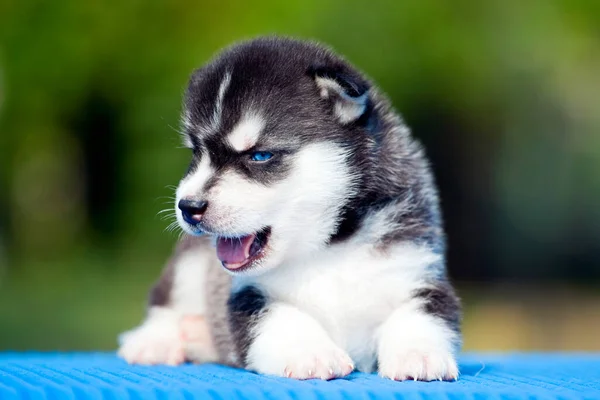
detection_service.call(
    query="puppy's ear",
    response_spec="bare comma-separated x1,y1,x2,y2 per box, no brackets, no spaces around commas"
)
309,65,370,124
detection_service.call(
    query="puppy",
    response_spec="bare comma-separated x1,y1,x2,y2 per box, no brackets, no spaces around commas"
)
118,36,461,381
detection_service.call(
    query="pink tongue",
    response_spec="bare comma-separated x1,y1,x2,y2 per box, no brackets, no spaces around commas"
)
216,234,256,267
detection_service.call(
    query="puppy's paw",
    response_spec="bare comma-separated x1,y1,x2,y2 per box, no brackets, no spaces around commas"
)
247,326,353,379
253,341,354,380
283,344,354,380
377,305,460,381
378,347,458,381
118,323,185,366
246,303,354,380
118,308,215,366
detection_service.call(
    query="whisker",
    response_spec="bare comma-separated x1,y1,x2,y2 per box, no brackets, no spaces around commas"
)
157,208,174,215
156,196,177,201
167,123,186,136
164,221,180,233
161,116,185,135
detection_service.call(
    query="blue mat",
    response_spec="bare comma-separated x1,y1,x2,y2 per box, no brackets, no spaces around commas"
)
0,353,598,399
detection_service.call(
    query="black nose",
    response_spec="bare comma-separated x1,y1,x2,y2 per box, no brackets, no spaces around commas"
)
178,199,208,225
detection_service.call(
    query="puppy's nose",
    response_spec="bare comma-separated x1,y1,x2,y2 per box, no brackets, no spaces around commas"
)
178,199,208,225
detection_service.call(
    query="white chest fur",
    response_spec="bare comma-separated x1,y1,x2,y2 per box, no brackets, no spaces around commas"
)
236,242,440,372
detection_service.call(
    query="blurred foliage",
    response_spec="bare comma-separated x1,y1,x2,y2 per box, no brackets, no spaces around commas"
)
0,0,599,350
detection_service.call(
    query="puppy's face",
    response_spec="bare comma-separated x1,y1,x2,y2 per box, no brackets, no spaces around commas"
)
175,38,372,275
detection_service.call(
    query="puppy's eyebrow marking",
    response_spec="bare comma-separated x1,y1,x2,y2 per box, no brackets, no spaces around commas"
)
208,71,232,133
227,113,265,152
180,72,232,145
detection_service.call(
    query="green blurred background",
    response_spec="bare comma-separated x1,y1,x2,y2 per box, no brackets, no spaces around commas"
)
1,0,599,352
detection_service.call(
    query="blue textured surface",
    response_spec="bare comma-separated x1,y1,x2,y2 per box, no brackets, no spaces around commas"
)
0,353,599,400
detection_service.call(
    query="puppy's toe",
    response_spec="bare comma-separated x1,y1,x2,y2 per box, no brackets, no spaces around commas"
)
259,343,354,380
378,348,458,381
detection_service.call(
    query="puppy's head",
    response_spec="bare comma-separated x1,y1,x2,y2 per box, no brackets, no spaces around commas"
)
175,37,374,275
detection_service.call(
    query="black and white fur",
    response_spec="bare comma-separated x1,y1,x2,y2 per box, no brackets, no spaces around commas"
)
118,37,461,381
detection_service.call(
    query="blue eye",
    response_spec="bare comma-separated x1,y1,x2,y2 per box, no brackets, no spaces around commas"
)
250,151,274,162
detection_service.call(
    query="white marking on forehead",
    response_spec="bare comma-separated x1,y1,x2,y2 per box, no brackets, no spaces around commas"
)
179,72,232,148
176,154,214,200
227,113,265,152
209,72,232,132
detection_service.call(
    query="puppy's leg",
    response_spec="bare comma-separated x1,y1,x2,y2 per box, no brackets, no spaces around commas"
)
118,235,219,365
230,287,354,380
377,283,461,381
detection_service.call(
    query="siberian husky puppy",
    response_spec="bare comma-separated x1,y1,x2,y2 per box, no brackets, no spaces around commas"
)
118,37,461,381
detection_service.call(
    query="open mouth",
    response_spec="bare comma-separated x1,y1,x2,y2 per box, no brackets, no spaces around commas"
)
216,227,271,272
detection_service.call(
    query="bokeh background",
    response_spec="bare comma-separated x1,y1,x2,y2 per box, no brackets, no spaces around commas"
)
1,1,599,352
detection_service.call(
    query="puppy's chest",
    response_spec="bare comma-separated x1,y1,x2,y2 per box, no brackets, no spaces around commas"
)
248,246,425,368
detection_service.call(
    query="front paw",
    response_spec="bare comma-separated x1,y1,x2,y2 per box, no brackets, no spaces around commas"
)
284,344,354,380
118,322,185,366
378,347,458,381
118,308,215,366
244,303,354,380
377,306,460,381
249,340,354,380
